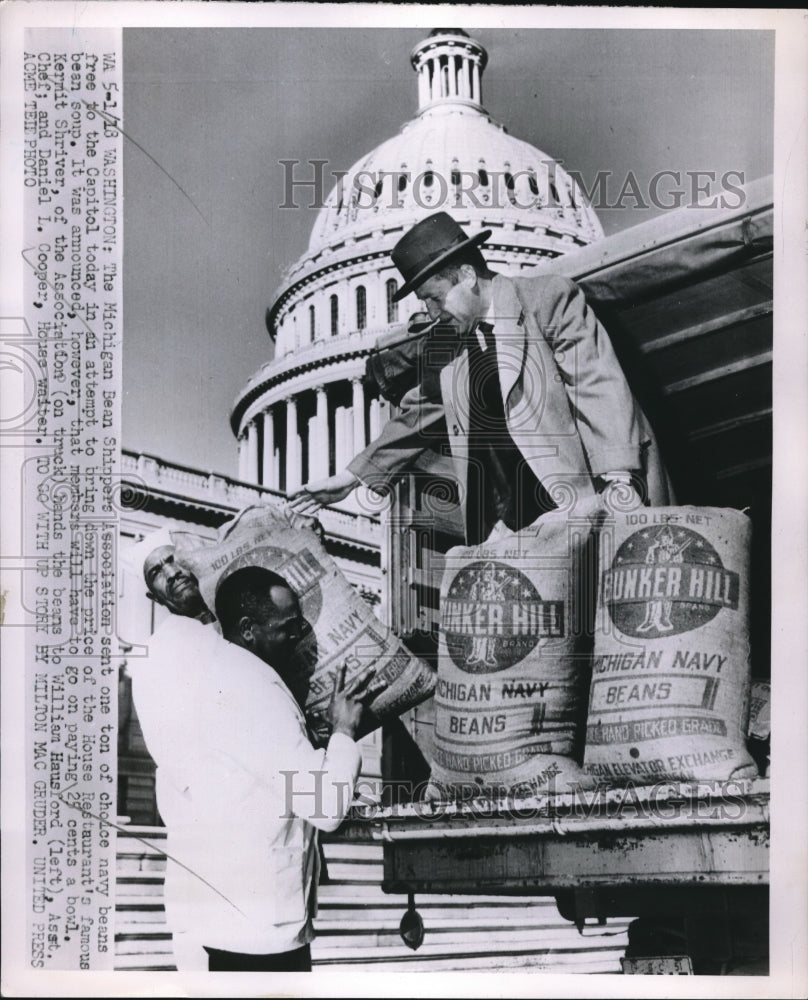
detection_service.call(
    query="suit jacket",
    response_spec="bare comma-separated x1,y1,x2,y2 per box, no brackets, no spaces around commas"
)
348,272,672,535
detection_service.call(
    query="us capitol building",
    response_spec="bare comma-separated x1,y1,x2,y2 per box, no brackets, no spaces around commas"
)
120,27,604,822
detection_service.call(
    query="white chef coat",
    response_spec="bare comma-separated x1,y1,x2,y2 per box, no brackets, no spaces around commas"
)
130,614,361,964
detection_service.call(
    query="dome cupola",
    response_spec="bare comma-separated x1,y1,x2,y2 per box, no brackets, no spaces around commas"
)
411,29,488,112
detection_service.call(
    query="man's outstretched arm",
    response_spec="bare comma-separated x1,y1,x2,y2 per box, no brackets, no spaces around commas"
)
288,381,446,515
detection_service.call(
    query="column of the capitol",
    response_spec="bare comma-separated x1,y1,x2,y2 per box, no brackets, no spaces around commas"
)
333,402,352,473
246,419,259,483
352,377,366,453
262,408,275,489
286,396,301,492
369,396,382,440
418,60,429,106
311,386,329,480
238,433,248,481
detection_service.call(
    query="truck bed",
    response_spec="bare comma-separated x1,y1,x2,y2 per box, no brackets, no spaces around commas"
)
341,778,769,895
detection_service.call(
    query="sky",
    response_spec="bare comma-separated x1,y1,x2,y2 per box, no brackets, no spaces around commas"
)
122,25,774,478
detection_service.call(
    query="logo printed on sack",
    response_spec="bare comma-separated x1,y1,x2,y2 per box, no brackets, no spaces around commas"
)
442,560,564,674
602,525,739,638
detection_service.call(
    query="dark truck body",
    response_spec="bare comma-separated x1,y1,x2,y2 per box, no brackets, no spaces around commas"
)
347,176,773,973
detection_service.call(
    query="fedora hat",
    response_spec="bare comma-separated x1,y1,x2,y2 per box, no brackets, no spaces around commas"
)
391,212,492,301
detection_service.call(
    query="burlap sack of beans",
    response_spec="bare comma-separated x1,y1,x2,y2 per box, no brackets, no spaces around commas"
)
429,512,596,801
176,503,436,743
584,506,758,785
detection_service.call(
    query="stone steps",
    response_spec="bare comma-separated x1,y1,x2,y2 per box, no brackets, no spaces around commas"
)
114,825,629,973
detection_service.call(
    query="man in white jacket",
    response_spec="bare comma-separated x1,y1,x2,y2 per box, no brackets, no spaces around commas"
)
130,539,367,972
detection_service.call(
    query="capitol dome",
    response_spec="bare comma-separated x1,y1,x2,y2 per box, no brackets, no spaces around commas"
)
231,29,603,500
308,29,601,256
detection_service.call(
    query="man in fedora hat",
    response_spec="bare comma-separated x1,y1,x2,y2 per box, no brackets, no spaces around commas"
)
290,211,671,543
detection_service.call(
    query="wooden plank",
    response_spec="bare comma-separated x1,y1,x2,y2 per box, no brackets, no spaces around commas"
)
714,456,772,480
639,301,772,355
689,407,771,441
663,351,771,394
386,825,768,893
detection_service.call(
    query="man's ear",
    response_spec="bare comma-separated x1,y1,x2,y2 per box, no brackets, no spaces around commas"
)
146,591,163,606
459,263,478,287
237,615,254,647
